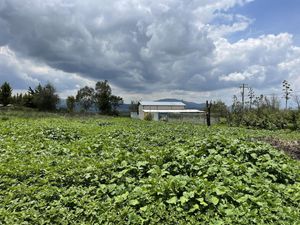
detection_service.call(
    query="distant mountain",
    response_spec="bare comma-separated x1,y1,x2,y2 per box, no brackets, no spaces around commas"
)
156,98,206,110
118,103,130,112
57,99,98,112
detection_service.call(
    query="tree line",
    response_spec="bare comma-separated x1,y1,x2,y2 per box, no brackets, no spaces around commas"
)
0,80,123,115
209,80,300,130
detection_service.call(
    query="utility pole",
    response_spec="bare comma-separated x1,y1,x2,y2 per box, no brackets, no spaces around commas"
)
240,83,248,109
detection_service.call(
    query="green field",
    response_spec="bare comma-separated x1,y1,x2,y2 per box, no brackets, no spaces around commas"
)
0,113,300,224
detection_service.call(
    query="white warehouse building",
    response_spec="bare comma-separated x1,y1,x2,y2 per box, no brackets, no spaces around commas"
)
132,101,205,122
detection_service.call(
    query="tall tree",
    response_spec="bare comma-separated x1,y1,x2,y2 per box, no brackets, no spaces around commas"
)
22,91,35,108
95,80,112,114
282,80,292,110
11,93,24,106
110,95,123,115
0,82,12,106
211,100,228,118
76,86,95,111
66,96,76,112
31,83,59,111
94,80,123,115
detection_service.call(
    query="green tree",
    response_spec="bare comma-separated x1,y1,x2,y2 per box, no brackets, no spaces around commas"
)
229,95,243,126
22,91,35,108
110,95,123,115
211,100,228,118
66,96,76,113
94,80,123,115
11,93,23,106
31,83,59,111
76,86,95,111
95,80,112,114
0,82,12,106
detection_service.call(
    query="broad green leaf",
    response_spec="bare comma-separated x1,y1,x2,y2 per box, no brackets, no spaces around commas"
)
166,196,177,204
210,196,219,206
237,195,248,203
225,209,234,216
129,199,139,206
197,198,208,206
215,187,227,196
189,204,199,213
179,196,189,205
115,192,129,203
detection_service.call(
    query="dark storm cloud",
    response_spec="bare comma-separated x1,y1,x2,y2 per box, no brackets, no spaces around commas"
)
0,0,220,92
0,0,299,97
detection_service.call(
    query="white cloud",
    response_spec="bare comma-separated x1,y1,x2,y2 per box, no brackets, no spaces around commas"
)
207,14,253,39
213,33,299,89
0,0,299,104
0,46,93,93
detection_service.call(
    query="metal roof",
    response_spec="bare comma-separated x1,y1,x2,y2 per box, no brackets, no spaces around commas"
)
143,109,205,113
140,101,185,106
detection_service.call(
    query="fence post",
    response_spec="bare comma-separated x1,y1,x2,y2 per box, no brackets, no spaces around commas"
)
206,100,212,127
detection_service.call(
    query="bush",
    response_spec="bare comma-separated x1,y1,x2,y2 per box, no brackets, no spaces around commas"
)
144,113,153,121
228,109,299,130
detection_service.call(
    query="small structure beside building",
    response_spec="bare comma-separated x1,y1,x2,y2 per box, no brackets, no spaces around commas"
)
134,101,205,122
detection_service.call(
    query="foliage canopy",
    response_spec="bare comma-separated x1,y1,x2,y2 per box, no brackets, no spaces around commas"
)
0,82,12,106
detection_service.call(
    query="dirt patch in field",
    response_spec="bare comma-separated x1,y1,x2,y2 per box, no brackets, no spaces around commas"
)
256,137,300,160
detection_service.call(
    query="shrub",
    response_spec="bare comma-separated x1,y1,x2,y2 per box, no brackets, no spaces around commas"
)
144,113,153,121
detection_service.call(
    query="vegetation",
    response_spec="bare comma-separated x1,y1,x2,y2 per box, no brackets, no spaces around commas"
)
0,113,299,224
211,100,228,119
144,112,153,121
30,83,60,111
110,95,124,115
74,80,123,115
1,82,59,111
94,80,123,115
76,86,95,112
220,80,300,130
227,94,300,130
66,96,76,113
95,80,112,114
0,82,12,106
0,80,123,115
282,80,292,110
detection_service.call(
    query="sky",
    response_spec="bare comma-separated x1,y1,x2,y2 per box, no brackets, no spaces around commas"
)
0,0,300,105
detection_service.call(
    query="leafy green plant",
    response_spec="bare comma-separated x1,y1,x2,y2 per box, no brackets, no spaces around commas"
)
0,115,299,224
42,127,80,142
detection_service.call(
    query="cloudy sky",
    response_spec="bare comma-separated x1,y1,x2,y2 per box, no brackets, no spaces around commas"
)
0,0,299,105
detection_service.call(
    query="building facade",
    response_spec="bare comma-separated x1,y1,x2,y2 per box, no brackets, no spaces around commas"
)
136,101,204,121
